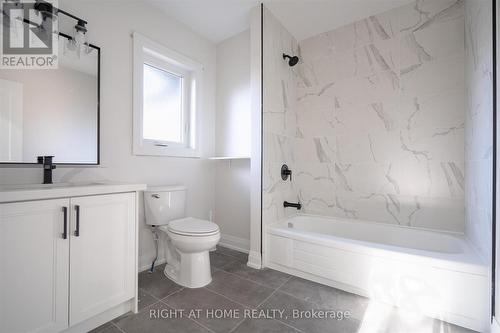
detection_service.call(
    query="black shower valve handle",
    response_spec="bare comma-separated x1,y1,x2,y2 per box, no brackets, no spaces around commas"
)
281,164,292,182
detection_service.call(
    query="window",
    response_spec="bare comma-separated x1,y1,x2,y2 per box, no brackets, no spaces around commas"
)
143,64,183,143
133,32,202,157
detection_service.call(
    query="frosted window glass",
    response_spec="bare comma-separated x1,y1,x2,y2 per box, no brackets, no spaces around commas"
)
143,63,183,143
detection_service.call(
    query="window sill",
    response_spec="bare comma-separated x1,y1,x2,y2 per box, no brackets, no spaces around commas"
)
133,144,200,158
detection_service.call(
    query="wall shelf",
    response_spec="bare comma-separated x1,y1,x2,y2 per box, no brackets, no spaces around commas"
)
208,156,250,160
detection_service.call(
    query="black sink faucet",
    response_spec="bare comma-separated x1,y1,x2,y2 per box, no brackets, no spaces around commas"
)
37,156,56,184
284,201,302,210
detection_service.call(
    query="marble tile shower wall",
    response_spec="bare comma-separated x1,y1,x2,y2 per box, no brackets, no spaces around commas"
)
464,0,493,260
262,8,300,225
292,0,466,231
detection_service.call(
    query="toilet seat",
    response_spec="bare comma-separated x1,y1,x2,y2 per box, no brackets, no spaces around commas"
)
163,217,219,236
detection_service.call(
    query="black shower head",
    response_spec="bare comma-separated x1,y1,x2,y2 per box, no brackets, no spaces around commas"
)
283,53,299,67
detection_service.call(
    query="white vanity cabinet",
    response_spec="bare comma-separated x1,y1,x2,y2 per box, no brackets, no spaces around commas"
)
0,198,70,333
69,193,136,325
0,183,145,333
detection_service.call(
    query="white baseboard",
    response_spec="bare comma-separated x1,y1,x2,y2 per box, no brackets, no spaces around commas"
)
247,250,262,269
219,234,250,253
138,257,167,273
139,234,252,272
139,233,250,272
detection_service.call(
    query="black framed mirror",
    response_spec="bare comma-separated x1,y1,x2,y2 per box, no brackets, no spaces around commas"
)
0,33,100,165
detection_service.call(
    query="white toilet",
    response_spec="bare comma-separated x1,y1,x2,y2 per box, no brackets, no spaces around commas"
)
144,185,220,288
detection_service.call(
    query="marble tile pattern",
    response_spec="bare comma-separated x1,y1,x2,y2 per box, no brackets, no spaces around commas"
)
262,8,301,226
464,0,493,261
263,0,469,232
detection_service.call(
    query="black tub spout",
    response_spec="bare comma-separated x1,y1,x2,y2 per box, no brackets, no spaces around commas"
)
284,201,301,210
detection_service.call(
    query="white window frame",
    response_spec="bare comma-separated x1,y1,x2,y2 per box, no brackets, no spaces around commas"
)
133,32,202,158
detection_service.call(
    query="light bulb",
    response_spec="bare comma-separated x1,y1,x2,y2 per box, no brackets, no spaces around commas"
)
73,20,88,58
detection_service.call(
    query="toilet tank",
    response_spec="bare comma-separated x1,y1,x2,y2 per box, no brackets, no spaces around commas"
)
144,185,187,226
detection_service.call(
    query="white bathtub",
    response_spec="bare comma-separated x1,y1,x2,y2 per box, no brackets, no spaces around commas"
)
265,215,489,332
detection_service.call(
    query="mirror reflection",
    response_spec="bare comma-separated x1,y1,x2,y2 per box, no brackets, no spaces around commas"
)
0,34,99,164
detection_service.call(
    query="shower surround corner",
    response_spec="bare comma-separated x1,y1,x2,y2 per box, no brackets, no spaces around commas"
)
264,0,469,234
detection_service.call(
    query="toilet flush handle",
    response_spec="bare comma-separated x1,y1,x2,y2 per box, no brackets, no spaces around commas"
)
151,194,160,199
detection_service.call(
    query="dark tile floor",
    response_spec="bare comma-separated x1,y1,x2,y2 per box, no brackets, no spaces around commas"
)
91,246,477,333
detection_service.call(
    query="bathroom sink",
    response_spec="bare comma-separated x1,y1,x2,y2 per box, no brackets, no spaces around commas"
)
0,182,107,191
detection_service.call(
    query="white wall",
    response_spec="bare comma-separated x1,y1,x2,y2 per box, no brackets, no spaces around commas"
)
214,160,250,250
214,31,251,251
0,0,217,271
215,31,251,157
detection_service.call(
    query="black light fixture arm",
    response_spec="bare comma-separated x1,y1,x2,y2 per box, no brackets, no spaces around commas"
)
35,0,87,25
55,8,87,25
4,0,88,33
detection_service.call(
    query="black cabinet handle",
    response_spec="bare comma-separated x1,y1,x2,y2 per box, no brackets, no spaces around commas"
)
74,205,80,237
62,207,68,239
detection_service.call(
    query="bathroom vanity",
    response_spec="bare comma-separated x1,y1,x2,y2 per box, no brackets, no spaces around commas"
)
0,182,146,333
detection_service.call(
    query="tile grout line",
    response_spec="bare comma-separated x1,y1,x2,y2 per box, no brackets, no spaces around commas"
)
144,268,365,321
134,254,363,333
271,275,370,312
159,286,185,303
227,317,247,333
217,269,273,288
138,287,160,301
138,290,213,332
253,276,309,333
217,265,291,290
138,299,164,312
137,254,308,333
143,261,348,317
264,279,364,330
274,284,368,316
205,276,303,333
158,297,217,333
202,286,255,310
117,291,215,333
190,285,306,333
274,319,306,333
111,299,167,333
156,285,253,333
120,286,184,320
187,316,216,333
256,275,292,308
217,248,361,309
110,321,127,333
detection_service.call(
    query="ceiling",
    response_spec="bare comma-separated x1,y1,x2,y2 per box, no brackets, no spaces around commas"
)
145,0,413,44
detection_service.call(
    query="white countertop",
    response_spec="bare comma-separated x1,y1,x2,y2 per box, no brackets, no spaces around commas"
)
0,182,147,203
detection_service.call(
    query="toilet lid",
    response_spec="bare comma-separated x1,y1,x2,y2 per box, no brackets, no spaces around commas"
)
168,217,219,235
